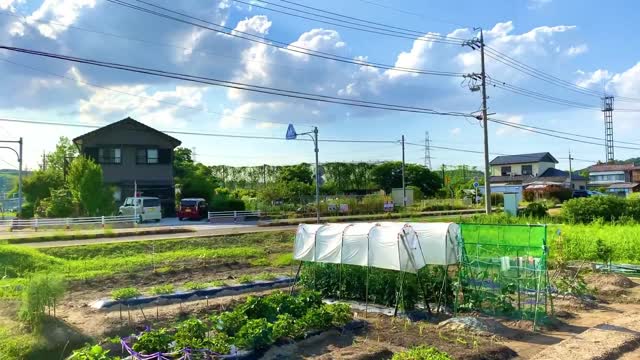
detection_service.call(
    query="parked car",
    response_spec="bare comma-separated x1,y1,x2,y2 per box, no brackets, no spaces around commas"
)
119,196,162,222
572,190,590,198
177,198,208,221
572,190,606,198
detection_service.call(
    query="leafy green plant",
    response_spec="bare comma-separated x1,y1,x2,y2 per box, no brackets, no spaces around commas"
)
202,332,232,354
209,280,228,287
149,284,175,295
212,309,248,337
272,253,294,267
391,345,452,360
299,306,333,330
184,281,207,290
19,273,66,329
596,239,614,267
272,313,301,339
174,319,208,349
237,274,253,284
520,202,548,218
325,303,352,327
111,287,141,300
254,272,278,281
234,318,273,350
132,328,173,354
68,344,118,360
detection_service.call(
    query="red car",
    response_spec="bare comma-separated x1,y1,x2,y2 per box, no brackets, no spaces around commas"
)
177,198,208,220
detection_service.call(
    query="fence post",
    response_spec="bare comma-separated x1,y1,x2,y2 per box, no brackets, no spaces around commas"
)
234,211,237,223
101,216,105,228
34,217,38,232
65,218,70,230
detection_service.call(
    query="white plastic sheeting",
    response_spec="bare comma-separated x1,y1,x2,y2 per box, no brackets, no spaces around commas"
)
293,222,459,273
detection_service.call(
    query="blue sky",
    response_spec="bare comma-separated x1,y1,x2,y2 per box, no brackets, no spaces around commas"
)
0,0,639,172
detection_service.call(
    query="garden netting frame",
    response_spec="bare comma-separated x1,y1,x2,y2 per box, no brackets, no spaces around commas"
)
454,223,553,328
291,222,460,315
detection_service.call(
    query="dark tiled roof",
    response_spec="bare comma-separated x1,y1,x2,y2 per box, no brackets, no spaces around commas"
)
73,117,182,147
537,168,586,180
589,163,640,172
489,152,558,166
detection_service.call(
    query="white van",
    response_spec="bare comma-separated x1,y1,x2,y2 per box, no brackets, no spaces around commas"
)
119,197,162,222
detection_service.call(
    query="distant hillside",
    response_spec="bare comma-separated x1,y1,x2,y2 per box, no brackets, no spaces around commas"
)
0,169,19,194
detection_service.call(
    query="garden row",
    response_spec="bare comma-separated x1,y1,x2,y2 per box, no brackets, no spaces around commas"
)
72,291,352,358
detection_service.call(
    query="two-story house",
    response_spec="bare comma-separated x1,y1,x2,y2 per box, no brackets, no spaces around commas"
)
588,163,640,197
73,117,182,215
487,152,587,201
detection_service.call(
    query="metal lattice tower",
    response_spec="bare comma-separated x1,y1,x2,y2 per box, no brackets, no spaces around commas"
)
602,96,614,163
424,131,432,169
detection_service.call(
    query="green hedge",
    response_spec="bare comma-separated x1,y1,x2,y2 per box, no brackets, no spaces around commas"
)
562,196,640,223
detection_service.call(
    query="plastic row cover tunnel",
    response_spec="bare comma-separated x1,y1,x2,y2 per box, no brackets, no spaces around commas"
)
293,222,460,273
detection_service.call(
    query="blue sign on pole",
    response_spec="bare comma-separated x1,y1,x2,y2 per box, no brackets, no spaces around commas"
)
286,124,297,140
473,181,480,189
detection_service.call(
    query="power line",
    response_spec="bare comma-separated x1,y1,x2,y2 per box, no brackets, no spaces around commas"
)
487,77,599,110
489,118,640,151
0,57,276,125
232,0,464,45
103,0,465,78
354,0,466,28
0,45,473,117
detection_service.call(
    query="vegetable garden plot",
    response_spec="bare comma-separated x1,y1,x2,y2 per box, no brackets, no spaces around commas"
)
455,224,552,327
293,222,459,313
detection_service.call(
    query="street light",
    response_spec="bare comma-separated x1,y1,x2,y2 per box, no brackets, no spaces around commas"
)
286,124,320,224
0,137,23,214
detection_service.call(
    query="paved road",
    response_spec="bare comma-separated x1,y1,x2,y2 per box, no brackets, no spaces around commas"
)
18,224,297,248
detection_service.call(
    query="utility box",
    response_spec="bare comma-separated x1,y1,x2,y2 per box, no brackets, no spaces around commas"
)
391,188,414,207
504,192,518,216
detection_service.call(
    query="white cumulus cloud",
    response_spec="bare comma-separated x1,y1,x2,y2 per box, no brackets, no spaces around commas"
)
566,44,588,56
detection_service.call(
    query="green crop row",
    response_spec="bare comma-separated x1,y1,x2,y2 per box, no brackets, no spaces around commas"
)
69,291,352,359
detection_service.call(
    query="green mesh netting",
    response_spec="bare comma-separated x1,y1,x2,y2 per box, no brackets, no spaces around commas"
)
455,224,552,326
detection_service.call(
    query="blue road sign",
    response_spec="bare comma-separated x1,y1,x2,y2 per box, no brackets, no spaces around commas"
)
286,124,297,140
473,181,480,188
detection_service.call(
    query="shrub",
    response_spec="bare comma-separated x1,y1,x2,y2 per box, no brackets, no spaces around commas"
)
68,344,116,360
132,328,173,354
563,196,627,223
235,318,273,350
174,319,208,349
392,346,453,360
210,198,245,211
522,189,535,202
212,309,248,337
272,313,301,339
19,273,66,329
111,287,141,300
520,202,548,218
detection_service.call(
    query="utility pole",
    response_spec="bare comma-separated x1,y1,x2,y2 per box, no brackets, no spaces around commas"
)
401,135,406,207
313,127,320,223
479,29,491,214
441,164,446,187
0,138,22,213
568,150,574,190
263,164,267,186
463,29,492,214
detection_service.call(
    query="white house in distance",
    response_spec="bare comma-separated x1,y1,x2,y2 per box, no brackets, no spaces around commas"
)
588,163,640,197
487,152,587,202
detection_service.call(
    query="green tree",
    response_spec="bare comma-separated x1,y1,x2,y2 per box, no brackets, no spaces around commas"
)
20,170,63,209
277,163,313,184
173,147,220,201
67,156,114,216
45,136,78,175
37,189,76,218
371,162,442,196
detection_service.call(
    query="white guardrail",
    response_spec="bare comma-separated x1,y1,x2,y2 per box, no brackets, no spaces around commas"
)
0,214,137,230
207,210,262,222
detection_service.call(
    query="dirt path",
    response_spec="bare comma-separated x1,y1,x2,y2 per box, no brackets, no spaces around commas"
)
500,303,640,359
